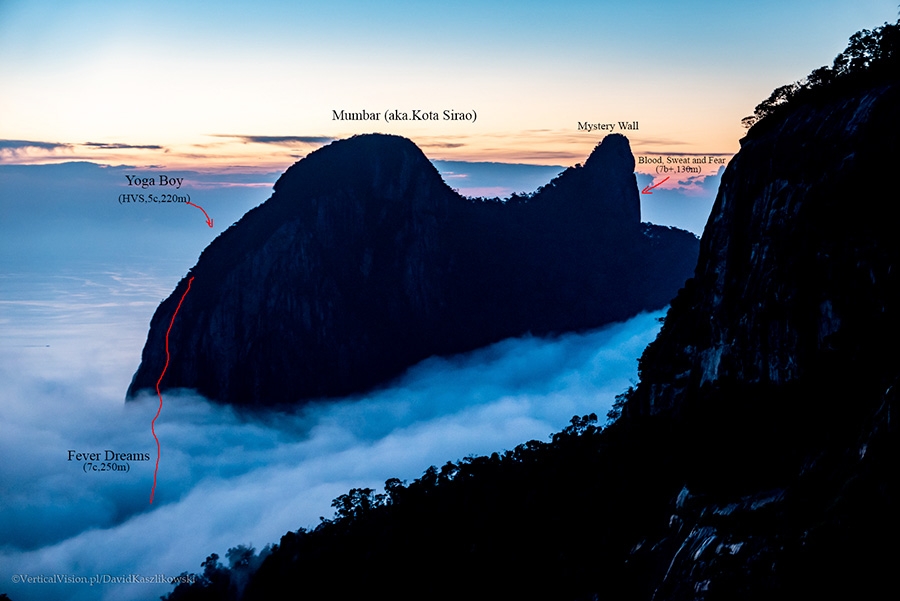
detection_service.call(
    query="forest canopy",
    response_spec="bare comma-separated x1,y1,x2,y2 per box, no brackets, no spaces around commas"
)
742,18,900,130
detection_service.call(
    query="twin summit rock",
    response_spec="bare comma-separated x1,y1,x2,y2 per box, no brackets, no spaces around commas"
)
127,133,698,407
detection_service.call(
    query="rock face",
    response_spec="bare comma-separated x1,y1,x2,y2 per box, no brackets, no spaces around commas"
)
622,81,899,599
159,81,898,601
127,133,698,407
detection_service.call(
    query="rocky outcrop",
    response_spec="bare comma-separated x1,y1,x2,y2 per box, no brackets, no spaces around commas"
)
127,133,698,407
159,79,899,601
621,80,899,600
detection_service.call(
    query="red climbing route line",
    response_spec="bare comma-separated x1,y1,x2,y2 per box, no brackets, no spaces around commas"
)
150,276,194,504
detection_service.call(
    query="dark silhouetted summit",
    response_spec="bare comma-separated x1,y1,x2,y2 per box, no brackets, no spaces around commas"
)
162,22,897,601
127,133,698,407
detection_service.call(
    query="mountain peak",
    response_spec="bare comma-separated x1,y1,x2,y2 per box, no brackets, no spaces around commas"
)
584,132,635,171
127,134,697,406
272,133,447,204
532,132,641,226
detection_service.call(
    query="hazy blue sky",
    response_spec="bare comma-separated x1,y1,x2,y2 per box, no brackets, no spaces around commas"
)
1,0,896,170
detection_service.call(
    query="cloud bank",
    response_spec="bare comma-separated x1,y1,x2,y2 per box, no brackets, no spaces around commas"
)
0,267,664,601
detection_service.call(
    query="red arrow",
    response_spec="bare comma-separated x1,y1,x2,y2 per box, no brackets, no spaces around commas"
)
186,201,214,228
641,176,669,194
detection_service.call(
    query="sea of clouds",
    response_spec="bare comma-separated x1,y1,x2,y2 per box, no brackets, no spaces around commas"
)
0,157,710,600
0,265,664,601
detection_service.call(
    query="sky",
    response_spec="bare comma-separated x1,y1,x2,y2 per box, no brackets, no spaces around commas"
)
1,0,896,174
1,2,899,599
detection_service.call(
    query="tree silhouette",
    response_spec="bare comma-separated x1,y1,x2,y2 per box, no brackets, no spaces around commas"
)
743,18,899,129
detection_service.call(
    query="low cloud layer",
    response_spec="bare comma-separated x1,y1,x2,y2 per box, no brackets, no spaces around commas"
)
0,267,664,601
216,135,336,145
0,139,72,151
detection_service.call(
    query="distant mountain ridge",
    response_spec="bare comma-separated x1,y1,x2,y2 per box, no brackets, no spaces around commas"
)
127,133,698,407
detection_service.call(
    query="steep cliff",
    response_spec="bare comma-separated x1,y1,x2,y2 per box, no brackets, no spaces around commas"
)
161,79,898,601
160,25,898,600
620,79,899,600
127,133,698,407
